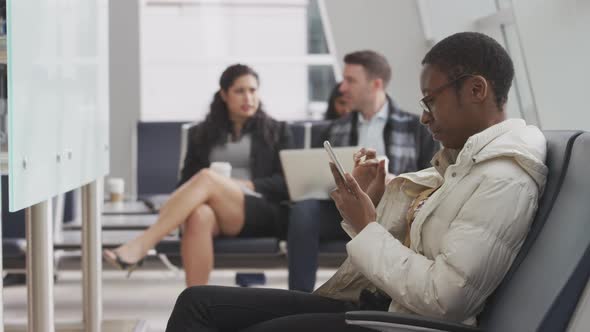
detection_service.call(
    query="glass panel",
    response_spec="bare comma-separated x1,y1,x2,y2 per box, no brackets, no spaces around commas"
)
1,2,7,160
307,0,329,54
7,0,109,211
308,65,336,102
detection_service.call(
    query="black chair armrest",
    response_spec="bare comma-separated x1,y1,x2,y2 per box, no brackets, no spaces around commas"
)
345,311,480,332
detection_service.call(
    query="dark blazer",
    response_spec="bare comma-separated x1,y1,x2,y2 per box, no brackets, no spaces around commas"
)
322,95,439,174
178,117,294,203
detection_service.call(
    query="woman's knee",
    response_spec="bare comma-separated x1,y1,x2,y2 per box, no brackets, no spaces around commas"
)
189,168,216,187
169,286,214,328
176,286,208,306
184,204,218,235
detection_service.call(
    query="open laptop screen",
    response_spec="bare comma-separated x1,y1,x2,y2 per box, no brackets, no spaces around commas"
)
280,147,358,201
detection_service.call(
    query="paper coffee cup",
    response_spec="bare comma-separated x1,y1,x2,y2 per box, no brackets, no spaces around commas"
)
107,178,125,202
210,162,231,178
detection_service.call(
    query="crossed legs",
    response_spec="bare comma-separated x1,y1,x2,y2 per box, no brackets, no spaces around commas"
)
105,169,246,285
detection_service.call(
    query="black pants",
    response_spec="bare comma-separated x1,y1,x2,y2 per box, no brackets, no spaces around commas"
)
165,286,373,332
287,199,348,292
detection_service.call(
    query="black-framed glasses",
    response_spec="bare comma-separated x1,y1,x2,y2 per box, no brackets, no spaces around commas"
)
419,74,474,114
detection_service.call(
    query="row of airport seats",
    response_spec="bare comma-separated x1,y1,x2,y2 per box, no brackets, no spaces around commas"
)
345,131,590,331
136,120,347,286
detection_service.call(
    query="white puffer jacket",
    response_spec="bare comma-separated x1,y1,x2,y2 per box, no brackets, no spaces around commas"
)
314,119,548,325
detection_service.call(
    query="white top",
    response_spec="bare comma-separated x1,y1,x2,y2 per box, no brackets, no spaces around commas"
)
357,101,388,156
209,134,252,180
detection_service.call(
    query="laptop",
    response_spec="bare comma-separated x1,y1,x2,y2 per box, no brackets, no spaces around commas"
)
280,146,358,201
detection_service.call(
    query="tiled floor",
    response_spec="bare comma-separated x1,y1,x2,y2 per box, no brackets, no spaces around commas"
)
3,268,337,332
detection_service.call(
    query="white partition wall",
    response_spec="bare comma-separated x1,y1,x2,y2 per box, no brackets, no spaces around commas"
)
511,0,590,131
7,0,110,211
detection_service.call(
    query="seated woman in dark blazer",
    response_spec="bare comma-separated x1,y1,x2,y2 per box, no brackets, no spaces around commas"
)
104,64,293,286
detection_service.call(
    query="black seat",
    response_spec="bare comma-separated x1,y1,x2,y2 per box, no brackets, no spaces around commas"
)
346,130,590,332
155,237,283,269
311,120,332,148
137,121,185,196
289,121,307,149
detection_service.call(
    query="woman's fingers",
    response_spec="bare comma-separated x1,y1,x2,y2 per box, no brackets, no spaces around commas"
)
378,159,386,179
364,149,377,160
353,147,378,166
329,162,358,199
344,173,363,198
353,148,366,166
330,187,341,204
358,158,380,167
329,162,347,190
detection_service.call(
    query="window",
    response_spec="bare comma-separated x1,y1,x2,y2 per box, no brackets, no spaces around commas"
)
140,0,338,122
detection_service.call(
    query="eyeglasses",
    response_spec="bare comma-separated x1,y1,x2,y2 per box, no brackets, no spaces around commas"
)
419,74,474,114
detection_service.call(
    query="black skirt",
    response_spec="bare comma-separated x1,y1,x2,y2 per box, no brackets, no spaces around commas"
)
238,195,287,239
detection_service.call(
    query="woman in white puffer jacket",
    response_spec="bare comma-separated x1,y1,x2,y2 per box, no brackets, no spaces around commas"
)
319,118,546,325
165,32,547,332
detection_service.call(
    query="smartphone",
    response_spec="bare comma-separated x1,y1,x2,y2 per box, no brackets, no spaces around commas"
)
324,140,347,181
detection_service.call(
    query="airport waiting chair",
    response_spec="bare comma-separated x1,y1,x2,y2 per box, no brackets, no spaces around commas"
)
566,279,590,332
345,130,590,331
136,121,185,197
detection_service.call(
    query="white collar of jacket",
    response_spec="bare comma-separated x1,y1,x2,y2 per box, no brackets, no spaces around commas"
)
394,119,548,193
391,118,548,254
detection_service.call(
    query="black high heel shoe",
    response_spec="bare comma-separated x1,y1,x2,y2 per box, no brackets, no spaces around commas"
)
103,249,145,278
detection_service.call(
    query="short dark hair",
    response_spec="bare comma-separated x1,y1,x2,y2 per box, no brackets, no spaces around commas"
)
422,32,514,109
344,50,392,87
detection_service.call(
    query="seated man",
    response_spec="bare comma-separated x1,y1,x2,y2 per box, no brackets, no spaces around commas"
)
165,32,548,332
288,50,438,292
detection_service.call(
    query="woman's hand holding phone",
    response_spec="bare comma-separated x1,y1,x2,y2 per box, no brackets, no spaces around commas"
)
324,141,378,233
328,162,377,233
352,148,379,192
352,147,387,207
